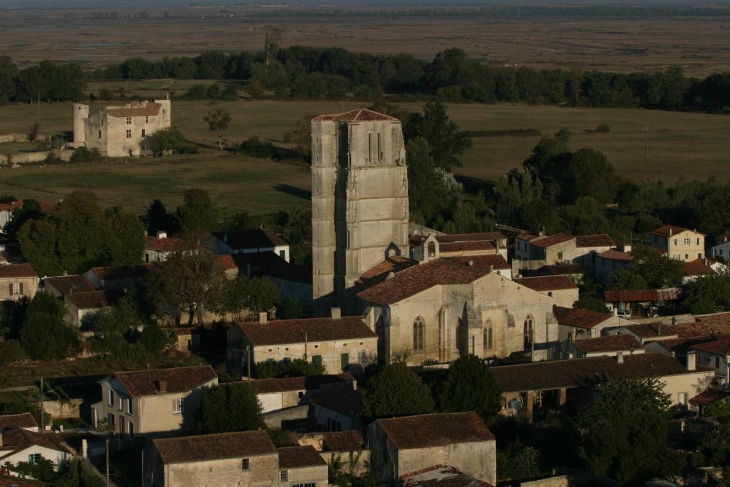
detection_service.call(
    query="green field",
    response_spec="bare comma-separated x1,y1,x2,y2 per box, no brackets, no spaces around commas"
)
1,99,729,215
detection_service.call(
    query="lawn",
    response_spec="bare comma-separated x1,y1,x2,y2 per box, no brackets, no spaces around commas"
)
1,99,729,215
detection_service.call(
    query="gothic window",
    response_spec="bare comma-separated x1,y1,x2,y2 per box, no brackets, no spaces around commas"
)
377,132,382,162
483,322,494,351
524,315,534,349
413,317,425,353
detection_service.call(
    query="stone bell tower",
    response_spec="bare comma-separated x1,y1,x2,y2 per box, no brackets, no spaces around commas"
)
311,108,409,312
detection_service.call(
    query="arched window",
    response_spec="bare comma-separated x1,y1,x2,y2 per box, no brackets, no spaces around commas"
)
413,317,425,353
483,322,494,351
524,316,534,349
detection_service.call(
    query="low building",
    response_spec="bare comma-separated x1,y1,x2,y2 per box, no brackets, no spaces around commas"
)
249,374,356,413
92,365,217,436
0,413,39,433
212,229,290,263
0,264,39,302
143,232,188,263
410,233,508,263
602,288,681,317
0,428,72,474
311,386,362,432
277,446,328,487
567,334,645,358
168,328,199,352
227,314,378,376
293,431,369,475
514,232,615,275
0,199,22,233
512,276,579,308
64,290,123,327
682,258,716,284
43,274,96,299
402,466,494,487
84,264,152,291
368,412,497,486
594,249,633,287
691,338,730,387
710,236,730,260
650,225,705,262
553,305,622,342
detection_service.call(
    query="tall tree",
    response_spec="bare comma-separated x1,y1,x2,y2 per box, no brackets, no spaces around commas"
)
198,383,265,433
361,363,435,420
176,188,220,237
20,292,80,361
264,27,283,67
437,354,501,421
204,109,232,150
105,207,146,265
402,102,472,171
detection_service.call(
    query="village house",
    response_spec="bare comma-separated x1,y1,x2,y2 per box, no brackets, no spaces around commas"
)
167,327,199,352
710,236,730,259
514,232,615,275
293,431,369,475
143,232,188,263
0,428,72,476
249,374,356,414
216,252,288,280
212,229,290,263
490,352,712,417
0,263,38,303
650,224,705,262
227,312,378,376
512,276,579,308
84,264,152,291
0,199,22,233
311,384,362,432
43,274,96,299
565,334,645,359
358,259,559,364
553,305,623,342
409,232,508,263
92,365,217,436
691,337,730,388
0,413,39,433
682,258,716,283
368,412,497,486
65,290,123,327
603,288,681,318
72,99,171,157
593,248,633,287
151,431,328,487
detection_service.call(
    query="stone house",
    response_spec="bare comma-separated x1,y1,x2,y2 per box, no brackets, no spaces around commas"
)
151,431,328,487
691,337,730,387
248,374,356,413
228,313,378,376
43,274,96,299
682,258,716,284
212,229,290,263
553,305,623,342
566,334,645,358
311,386,362,432
292,431,369,476
650,224,705,262
0,413,39,433
72,99,171,157
410,232,508,263
0,263,38,302
514,232,615,275
0,428,72,474
593,248,633,287
91,365,217,436
602,288,681,317
84,264,152,291
64,290,122,327
358,259,559,364
512,276,579,309
367,412,497,486
168,327,199,352
143,232,188,263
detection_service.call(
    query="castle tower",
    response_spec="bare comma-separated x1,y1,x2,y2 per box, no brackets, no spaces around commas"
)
311,108,409,312
72,103,89,144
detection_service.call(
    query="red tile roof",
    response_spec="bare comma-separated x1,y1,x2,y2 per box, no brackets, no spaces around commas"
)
212,229,288,250
683,259,716,277
691,337,730,356
376,412,494,450
144,235,189,253
89,264,153,282
440,255,510,271
358,256,419,286
598,249,634,262
65,290,123,310
513,275,578,292
248,374,354,394
603,288,681,303
575,234,615,248
0,263,38,279
312,108,398,123
553,306,611,329
357,259,490,305
311,388,362,415
319,431,365,452
0,200,22,212
650,224,703,237
114,365,217,397
106,101,162,118
540,264,584,276
529,233,574,248
438,241,495,253
277,446,328,469
616,323,679,340
216,252,288,272
44,275,96,295
402,466,494,487
689,388,730,406
572,335,644,354
0,428,71,462
0,413,37,430
239,317,376,347
154,430,276,464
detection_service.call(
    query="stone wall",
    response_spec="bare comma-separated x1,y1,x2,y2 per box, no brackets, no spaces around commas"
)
0,150,73,167
37,398,83,419
0,133,31,143
262,404,310,429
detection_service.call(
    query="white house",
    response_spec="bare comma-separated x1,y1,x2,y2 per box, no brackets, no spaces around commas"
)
212,229,290,263
0,428,72,475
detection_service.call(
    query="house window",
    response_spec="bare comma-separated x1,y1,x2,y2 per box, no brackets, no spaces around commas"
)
674,239,677,246
10,282,22,295
28,454,41,465
312,355,322,367
100,119,103,126
524,316,534,348
126,117,131,125
697,238,701,245
340,353,349,372
413,317,425,352
141,129,146,137
557,252,564,261
109,390,114,407
685,254,689,260
145,116,149,123
127,398,133,414
377,132,382,161
126,129,132,138
173,398,183,413
98,130,102,139
279,250,286,259
119,397,124,411
684,238,691,245
242,458,250,470
280,470,289,482
293,483,316,487
483,325,493,350
128,422,134,437
107,412,115,425
368,133,372,162
699,253,703,259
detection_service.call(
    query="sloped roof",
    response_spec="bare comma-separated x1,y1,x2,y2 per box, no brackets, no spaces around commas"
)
513,275,578,292
264,263,313,284
376,412,494,450
44,275,96,295
357,256,419,286
0,200,22,212
311,389,362,416
0,413,37,430
691,337,730,356
357,259,490,305
683,259,716,277
212,229,288,250
650,224,703,237
603,288,681,303
248,374,354,394
216,251,288,272
402,466,494,487
597,249,634,262
689,388,730,406
440,255,510,271
106,102,161,118
312,108,398,123
0,428,71,462
572,335,643,354
89,264,152,282
553,306,612,329
0,263,38,279
616,323,679,340
539,264,585,276
65,290,124,310
575,234,615,248
144,235,188,253
239,317,376,347
438,240,495,253
114,365,217,397
278,446,327,469
434,232,506,243
529,233,574,248
320,431,364,452
154,430,276,464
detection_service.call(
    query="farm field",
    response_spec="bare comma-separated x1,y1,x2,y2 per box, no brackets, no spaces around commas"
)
1,99,729,214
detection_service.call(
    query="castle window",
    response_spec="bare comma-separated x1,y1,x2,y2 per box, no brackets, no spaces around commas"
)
377,132,382,161
98,130,101,139
413,317,425,352
524,316,534,348
100,119,103,126
145,116,149,123
484,325,493,350
126,129,131,138
141,129,146,138
126,117,131,125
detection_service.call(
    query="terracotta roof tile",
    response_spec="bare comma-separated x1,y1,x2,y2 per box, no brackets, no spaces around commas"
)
689,388,730,406
598,249,634,262
356,256,419,287
106,102,161,118
212,229,288,250
572,335,644,354
89,264,152,282
513,275,578,292
0,263,38,279
0,428,71,462
239,317,376,347
529,233,574,249
650,224,703,237
65,290,124,310
320,431,364,452
278,446,327,469
603,288,681,303
435,232,506,243
0,413,37,430
312,108,398,123
376,412,494,450
438,241,495,253
616,323,679,339
516,232,539,242
114,365,217,397
575,234,615,248
691,337,730,356
144,236,189,253
539,264,585,276
311,389,362,416
553,306,611,329
440,255,510,271
0,200,22,212
248,374,354,394
683,259,716,277
44,275,96,295
215,252,288,272
357,259,490,305
154,430,276,464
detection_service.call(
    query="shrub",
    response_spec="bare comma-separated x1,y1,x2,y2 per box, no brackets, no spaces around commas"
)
240,136,276,159
70,146,103,163
596,123,611,133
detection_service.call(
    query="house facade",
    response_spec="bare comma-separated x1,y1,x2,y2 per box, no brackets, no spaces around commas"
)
650,225,705,262
144,232,188,263
92,365,217,436
0,199,22,233
594,249,633,287
512,276,579,309
0,428,72,474
711,236,730,259
553,305,622,342
212,229,290,263
0,264,38,302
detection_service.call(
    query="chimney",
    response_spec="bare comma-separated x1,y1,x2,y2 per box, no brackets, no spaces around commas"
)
616,351,624,364
623,244,632,253
686,351,697,371
155,379,167,393
146,363,151,370
156,231,167,239
0,431,3,447
539,226,546,237
669,228,673,236
330,307,341,320
259,312,268,324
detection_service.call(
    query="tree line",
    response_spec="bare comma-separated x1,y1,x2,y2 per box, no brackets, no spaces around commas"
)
3,45,730,112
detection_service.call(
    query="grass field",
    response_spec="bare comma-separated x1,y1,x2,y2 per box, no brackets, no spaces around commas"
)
1,99,729,214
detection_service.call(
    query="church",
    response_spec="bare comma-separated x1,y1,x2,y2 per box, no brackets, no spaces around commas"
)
311,108,560,365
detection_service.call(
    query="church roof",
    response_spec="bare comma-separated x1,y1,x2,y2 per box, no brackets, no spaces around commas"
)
312,108,398,123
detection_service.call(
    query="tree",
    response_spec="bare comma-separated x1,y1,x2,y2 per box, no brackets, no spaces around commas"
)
264,27,283,67
683,275,730,315
223,276,280,322
255,358,325,379
361,363,435,420
20,292,80,361
573,296,610,314
139,322,171,354
176,188,220,236
145,199,178,236
630,245,684,289
608,268,649,291
3,198,43,239
279,296,303,319
198,383,265,433
402,102,472,171
578,377,681,486
436,354,501,421
406,136,461,224
149,127,186,155
105,208,146,265
204,109,232,150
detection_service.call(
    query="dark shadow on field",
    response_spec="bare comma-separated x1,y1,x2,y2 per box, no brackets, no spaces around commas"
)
272,184,311,200
454,174,495,196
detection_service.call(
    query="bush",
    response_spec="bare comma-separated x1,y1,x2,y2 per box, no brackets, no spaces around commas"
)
70,146,103,163
255,358,324,379
240,136,276,159
596,123,611,133
28,122,40,141
0,339,28,365
99,88,113,101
